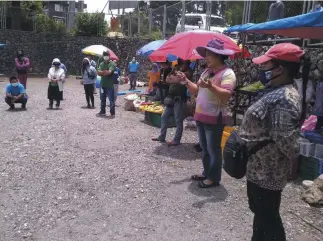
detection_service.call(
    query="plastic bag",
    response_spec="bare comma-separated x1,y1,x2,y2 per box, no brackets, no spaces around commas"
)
124,94,139,101
184,117,197,129
301,115,317,132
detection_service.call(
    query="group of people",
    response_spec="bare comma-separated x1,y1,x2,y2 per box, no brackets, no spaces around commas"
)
148,38,309,241
4,40,311,240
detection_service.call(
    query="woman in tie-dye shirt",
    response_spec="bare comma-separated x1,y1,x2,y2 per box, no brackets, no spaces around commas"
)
180,39,236,188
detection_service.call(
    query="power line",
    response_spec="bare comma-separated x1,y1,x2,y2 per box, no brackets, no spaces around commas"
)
101,0,109,14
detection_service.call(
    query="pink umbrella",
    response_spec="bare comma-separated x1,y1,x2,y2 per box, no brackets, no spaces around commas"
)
149,30,241,62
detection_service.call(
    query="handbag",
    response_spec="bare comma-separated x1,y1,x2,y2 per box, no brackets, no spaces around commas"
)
223,130,272,179
163,96,175,106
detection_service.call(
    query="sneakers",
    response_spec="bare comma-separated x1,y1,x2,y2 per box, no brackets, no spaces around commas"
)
49,104,53,109
98,111,106,116
87,104,91,108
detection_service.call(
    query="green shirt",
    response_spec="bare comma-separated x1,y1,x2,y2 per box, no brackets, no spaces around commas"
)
99,61,116,88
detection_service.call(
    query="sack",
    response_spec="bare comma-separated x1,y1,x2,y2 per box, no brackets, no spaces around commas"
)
223,130,272,179
163,96,175,106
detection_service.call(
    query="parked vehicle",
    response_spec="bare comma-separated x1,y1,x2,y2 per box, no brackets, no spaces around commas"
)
176,13,228,33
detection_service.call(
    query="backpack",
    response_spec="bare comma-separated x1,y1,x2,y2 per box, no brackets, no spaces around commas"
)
86,68,96,80
223,130,272,179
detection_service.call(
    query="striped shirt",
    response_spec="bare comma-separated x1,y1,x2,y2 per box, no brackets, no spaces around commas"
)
194,67,236,124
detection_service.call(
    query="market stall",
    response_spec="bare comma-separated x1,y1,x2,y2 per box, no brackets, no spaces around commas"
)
229,11,323,180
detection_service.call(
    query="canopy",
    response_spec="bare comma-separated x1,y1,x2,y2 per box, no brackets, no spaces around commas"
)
226,23,254,33
149,30,241,62
82,45,119,60
0,43,6,47
246,11,323,40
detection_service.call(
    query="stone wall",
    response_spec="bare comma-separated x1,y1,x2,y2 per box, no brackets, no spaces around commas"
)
0,30,152,81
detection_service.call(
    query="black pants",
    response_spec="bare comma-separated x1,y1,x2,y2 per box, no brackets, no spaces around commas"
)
247,181,286,241
5,96,27,108
84,84,94,107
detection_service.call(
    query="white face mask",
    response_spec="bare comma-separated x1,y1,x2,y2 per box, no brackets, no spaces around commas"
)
11,83,18,87
103,56,110,61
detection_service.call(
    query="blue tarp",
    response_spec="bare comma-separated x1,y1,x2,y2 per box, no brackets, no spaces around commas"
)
226,23,254,33
246,11,323,40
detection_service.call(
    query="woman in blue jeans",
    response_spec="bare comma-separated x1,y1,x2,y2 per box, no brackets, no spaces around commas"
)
179,39,236,188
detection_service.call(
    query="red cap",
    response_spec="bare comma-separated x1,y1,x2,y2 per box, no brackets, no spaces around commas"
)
253,43,304,64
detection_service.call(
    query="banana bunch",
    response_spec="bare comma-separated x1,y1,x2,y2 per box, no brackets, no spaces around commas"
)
140,105,164,114
239,81,265,92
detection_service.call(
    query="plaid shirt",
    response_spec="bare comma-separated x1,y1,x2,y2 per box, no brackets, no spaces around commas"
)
238,84,301,190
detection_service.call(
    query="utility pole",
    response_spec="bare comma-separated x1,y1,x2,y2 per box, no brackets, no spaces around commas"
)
181,0,185,32
163,5,167,38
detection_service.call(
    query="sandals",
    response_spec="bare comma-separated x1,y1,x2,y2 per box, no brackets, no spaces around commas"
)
191,175,207,181
198,180,219,189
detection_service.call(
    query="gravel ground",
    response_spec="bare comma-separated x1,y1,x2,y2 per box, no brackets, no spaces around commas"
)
0,77,322,241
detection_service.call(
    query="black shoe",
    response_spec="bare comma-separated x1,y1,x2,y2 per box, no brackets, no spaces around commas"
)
8,105,15,111
87,104,91,108
49,105,53,109
194,144,202,152
98,111,106,116
56,105,60,109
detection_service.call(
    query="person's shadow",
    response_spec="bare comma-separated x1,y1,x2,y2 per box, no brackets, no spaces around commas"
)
170,178,228,208
153,143,201,161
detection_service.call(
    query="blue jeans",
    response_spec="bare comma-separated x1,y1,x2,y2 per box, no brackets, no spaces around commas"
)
159,101,185,144
196,121,224,183
100,87,115,115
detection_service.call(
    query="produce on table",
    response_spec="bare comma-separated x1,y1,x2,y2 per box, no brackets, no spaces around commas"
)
239,81,265,92
139,102,164,114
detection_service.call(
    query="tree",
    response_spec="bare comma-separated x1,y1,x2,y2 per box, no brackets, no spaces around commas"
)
36,14,66,34
21,1,43,19
75,12,107,36
225,1,244,26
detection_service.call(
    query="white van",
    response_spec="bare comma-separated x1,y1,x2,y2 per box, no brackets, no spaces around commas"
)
176,13,228,33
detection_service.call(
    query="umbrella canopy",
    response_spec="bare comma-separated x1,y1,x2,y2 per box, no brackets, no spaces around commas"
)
0,43,6,47
149,30,241,62
246,11,323,40
82,45,119,60
137,40,167,57
226,23,255,33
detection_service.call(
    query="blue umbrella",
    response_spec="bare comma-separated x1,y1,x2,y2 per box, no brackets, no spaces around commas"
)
137,39,178,62
137,40,166,57
0,43,6,47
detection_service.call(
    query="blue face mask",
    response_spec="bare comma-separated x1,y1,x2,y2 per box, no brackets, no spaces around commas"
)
11,83,18,87
259,66,280,87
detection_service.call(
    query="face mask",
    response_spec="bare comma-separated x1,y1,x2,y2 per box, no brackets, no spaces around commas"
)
11,83,18,87
259,66,280,87
103,56,110,61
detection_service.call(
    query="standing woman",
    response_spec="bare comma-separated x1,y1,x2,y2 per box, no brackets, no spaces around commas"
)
47,58,65,109
15,50,30,89
180,39,236,188
82,58,97,108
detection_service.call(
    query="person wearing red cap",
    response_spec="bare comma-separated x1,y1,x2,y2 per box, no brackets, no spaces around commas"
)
238,43,306,241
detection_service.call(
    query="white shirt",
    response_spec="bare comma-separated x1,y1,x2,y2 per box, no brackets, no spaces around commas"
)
48,67,66,91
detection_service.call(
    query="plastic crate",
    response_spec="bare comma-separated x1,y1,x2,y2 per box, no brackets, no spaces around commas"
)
299,156,323,180
303,131,323,145
300,142,315,157
314,144,323,159
144,111,176,128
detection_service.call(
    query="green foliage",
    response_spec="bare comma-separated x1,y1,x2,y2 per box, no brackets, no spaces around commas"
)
75,12,108,36
36,14,66,34
225,1,244,26
21,1,43,19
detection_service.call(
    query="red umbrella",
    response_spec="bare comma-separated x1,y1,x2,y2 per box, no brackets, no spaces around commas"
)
149,30,241,62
